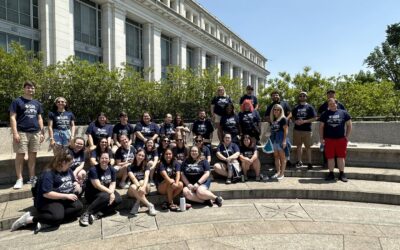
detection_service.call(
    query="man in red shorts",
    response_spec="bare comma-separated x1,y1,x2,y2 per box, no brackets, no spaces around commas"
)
319,98,352,182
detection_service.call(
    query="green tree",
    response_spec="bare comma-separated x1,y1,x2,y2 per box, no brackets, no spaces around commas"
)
365,23,400,89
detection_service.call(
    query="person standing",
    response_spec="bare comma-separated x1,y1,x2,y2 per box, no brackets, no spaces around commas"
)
112,112,135,153
239,85,259,110
9,81,45,189
264,90,291,123
211,86,232,142
292,92,317,169
319,98,352,182
317,89,346,117
48,97,76,153
192,110,214,152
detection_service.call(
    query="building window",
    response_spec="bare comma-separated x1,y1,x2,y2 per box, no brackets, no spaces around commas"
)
0,31,39,52
192,14,198,26
205,54,211,69
161,35,171,79
126,19,143,72
74,0,102,62
186,46,193,69
220,61,226,76
0,0,38,29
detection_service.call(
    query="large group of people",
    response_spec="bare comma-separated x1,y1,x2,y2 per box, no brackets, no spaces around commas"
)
9,80,352,232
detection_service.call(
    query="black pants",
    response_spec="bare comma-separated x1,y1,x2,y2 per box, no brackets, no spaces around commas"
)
34,199,83,226
86,191,122,215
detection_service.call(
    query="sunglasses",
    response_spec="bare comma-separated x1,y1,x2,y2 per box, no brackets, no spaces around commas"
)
57,101,65,103
177,139,183,141
195,140,203,143
273,109,281,111
163,140,170,142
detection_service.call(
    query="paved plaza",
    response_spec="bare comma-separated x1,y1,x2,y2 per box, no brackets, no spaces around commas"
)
1,199,400,249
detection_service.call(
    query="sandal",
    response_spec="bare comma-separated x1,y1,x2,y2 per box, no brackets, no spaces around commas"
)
161,201,169,210
169,203,178,212
186,203,192,209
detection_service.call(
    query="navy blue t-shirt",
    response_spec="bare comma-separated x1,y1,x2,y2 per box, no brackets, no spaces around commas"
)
48,111,75,130
320,109,351,139
211,96,232,116
145,149,158,162
265,101,291,118
192,119,214,139
112,123,134,142
128,163,149,181
239,111,261,134
115,145,136,163
182,159,210,184
134,122,160,142
292,103,317,131
318,100,346,115
200,146,211,159
240,145,257,159
270,118,287,134
217,142,240,158
68,147,85,171
160,123,176,140
36,169,76,208
9,96,43,132
158,161,181,180
85,165,116,197
239,95,258,108
220,114,240,136
86,122,113,146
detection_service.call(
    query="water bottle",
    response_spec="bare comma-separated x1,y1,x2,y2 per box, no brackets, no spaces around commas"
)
319,143,324,152
179,195,186,212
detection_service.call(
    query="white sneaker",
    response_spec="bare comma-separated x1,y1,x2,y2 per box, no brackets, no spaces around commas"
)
261,174,269,181
124,181,131,189
11,211,31,231
130,201,140,215
150,180,155,187
277,175,285,180
148,203,157,216
271,173,279,179
13,178,23,189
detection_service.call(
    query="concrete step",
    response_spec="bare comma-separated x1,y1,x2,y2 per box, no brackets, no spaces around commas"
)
2,177,400,231
2,166,400,204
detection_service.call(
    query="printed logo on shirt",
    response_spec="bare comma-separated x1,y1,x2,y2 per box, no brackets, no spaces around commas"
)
58,175,74,193
327,114,342,128
24,104,38,118
197,124,206,134
100,173,112,186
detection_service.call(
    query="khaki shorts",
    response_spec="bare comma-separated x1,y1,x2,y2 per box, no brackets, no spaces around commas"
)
213,114,221,123
293,130,312,148
13,131,41,153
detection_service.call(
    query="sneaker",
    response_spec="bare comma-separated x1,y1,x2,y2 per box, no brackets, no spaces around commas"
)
148,204,157,216
149,180,155,187
307,163,313,170
271,173,279,179
79,212,90,226
295,161,303,168
13,178,23,189
277,175,285,180
124,181,131,189
215,196,223,207
34,222,51,234
26,176,37,185
225,178,231,184
325,172,335,181
339,173,348,182
261,174,269,181
11,211,31,231
130,201,140,215
204,200,213,207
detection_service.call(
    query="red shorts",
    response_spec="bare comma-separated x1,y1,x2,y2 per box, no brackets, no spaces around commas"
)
324,137,348,159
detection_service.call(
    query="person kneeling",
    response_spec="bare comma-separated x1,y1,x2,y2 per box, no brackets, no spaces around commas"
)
157,148,184,211
12,150,83,232
80,152,122,226
181,146,223,207
127,149,157,216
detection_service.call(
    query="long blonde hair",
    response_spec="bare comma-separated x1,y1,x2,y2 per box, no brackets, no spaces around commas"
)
269,104,285,122
216,86,227,97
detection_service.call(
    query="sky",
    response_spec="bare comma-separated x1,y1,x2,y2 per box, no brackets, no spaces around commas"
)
195,0,400,79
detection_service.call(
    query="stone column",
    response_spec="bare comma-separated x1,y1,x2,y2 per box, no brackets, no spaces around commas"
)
143,23,162,81
223,61,233,78
179,0,185,16
40,0,74,65
212,55,221,75
113,7,126,68
193,47,206,74
180,39,187,69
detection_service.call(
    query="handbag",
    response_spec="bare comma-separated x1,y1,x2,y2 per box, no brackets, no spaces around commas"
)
223,144,242,182
262,137,274,154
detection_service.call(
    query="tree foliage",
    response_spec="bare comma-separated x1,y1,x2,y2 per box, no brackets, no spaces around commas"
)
365,23,400,89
